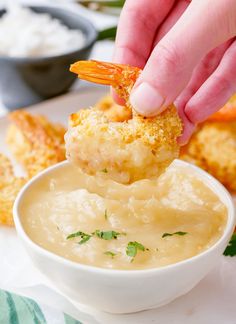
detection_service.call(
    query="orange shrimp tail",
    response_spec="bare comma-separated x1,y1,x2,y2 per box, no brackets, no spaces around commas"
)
70,60,141,101
207,94,236,122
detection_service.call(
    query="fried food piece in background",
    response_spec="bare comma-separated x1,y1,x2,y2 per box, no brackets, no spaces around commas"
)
66,60,182,184
95,94,132,122
0,153,26,226
0,178,26,226
1,111,65,226
181,122,236,192
6,111,66,178
207,94,236,122
0,153,14,187
181,94,236,192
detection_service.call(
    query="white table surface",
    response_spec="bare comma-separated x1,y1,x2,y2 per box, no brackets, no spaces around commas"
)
0,0,117,116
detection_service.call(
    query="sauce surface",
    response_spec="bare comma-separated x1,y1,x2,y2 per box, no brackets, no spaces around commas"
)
20,162,227,270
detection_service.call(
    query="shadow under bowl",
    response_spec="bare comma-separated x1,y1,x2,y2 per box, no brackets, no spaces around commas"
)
0,6,97,109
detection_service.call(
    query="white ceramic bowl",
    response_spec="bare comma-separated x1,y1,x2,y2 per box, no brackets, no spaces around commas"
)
13,160,235,314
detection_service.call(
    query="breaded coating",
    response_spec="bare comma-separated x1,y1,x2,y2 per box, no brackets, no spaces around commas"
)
1,111,66,226
181,122,236,192
0,153,26,226
0,153,13,187
6,110,66,178
66,105,182,184
67,60,182,183
95,94,132,122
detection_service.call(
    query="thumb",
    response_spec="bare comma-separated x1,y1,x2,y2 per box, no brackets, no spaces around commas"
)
130,0,236,116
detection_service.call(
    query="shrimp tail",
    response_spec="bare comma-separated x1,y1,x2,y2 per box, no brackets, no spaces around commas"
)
70,60,141,101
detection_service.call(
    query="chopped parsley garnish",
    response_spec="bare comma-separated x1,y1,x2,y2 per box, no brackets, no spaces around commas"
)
79,234,92,245
67,229,125,245
93,230,125,240
162,231,188,238
224,233,236,257
126,241,147,259
104,209,108,220
67,231,84,239
66,231,92,245
101,168,108,173
104,251,116,258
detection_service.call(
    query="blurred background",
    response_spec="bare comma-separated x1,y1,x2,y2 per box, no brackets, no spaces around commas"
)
0,0,235,196
0,0,124,114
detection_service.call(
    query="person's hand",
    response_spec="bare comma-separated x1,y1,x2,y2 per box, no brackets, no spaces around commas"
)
113,0,236,144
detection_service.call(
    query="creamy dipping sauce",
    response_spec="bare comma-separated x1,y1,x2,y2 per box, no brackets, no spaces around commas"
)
20,162,227,270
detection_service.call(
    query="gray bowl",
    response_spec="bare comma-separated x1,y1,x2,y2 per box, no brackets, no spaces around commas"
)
0,6,97,109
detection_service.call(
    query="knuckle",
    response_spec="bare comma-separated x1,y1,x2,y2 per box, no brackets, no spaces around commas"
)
185,104,200,124
115,44,147,68
201,52,218,73
124,1,160,33
213,74,231,92
154,42,185,74
125,8,156,34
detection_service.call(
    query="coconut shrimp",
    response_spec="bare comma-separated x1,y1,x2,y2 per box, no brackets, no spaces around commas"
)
65,60,182,184
181,94,236,191
95,94,132,122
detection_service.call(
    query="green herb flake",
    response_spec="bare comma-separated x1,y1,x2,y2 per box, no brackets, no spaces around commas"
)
67,231,84,240
104,251,116,258
66,231,91,245
126,241,146,258
78,234,91,245
101,168,108,173
93,230,124,240
162,231,188,238
224,233,236,257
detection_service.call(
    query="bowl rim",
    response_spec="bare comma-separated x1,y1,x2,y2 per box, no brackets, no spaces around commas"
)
0,5,98,62
13,159,236,277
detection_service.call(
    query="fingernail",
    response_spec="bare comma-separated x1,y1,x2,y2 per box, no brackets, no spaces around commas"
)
130,82,165,116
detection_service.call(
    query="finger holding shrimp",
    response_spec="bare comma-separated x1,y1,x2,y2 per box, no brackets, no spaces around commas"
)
114,0,236,144
114,0,175,68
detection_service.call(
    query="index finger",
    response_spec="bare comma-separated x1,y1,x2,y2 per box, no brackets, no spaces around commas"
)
113,0,175,68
